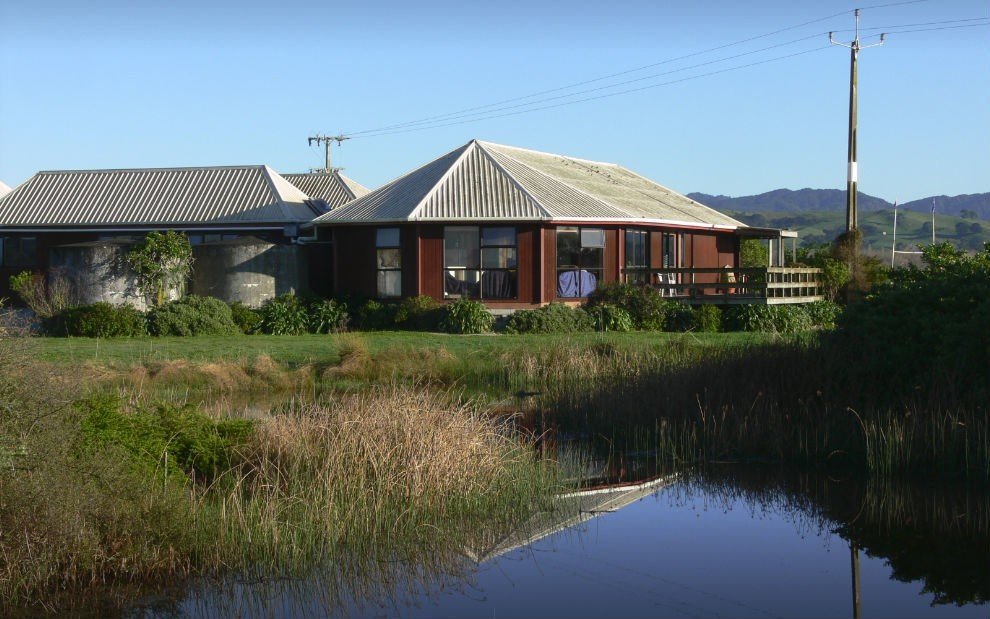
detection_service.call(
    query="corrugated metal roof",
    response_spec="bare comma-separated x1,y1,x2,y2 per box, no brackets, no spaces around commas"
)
281,171,370,207
0,165,318,227
312,140,746,228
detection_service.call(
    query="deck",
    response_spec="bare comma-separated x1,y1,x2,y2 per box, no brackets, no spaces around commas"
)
641,267,824,305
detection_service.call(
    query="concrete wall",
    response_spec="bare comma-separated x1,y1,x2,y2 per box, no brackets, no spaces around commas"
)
189,237,307,307
49,241,150,310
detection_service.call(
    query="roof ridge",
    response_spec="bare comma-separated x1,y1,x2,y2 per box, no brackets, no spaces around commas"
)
407,140,477,221
491,147,622,218
260,166,302,221
35,165,269,175
475,142,552,219
478,140,620,169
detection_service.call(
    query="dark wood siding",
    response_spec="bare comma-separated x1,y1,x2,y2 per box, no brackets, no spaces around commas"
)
716,234,738,268
419,225,444,300
649,231,664,269
515,225,535,304
603,226,619,285
401,226,418,297
542,227,557,302
333,226,376,298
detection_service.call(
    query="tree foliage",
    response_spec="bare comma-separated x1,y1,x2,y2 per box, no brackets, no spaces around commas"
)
124,231,194,306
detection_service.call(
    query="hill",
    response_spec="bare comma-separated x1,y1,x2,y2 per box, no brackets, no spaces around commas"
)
688,189,990,220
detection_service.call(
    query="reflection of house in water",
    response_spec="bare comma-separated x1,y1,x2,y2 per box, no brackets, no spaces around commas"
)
467,474,676,564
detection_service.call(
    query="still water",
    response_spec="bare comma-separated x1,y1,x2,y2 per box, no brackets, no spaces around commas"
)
157,467,989,619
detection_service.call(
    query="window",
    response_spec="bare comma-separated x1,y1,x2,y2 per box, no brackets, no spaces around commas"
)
624,229,650,285
0,236,37,268
376,228,401,298
662,232,681,268
444,226,517,299
556,227,604,298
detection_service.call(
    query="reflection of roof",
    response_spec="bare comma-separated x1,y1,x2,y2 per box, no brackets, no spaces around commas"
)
281,171,370,206
466,474,677,564
0,165,319,226
312,140,745,229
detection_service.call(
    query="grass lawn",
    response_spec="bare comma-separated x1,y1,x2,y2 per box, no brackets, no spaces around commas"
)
34,330,768,368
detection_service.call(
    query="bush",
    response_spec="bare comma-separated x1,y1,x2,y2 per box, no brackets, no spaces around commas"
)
693,305,722,333
9,270,74,319
803,300,842,330
503,302,595,334
355,299,398,331
259,294,309,335
440,298,493,334
54,302,146,337
394,295,443,332
664,304,696,332
228,302,261,334
586,282,675,330
147,295,240,337
586,303,633,332
725,304,812,334
309,299,350,334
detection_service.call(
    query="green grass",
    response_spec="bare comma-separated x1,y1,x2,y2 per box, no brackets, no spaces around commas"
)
34,331,767,369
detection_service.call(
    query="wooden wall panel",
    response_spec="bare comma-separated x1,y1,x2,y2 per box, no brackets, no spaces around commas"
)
401,226,418,297
689,233,719,286
515,225,535,304
543,227,557,302
603,226,619,284
333,226,376,298
418,225,444,300
716,234,738,268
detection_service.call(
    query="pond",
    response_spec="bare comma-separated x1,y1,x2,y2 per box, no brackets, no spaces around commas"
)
144,464,989,618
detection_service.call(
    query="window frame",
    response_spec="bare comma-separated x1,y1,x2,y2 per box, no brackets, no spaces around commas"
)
0,236,38,269
556,226,605,299
443,226,518,300
375,227,402,299
623,228,651,285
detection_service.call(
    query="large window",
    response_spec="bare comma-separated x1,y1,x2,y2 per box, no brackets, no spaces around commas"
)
0,236,37,268
556,227,604,298
376,228,401,298
662,232,681,267
444,226,517,299
624,229,650,285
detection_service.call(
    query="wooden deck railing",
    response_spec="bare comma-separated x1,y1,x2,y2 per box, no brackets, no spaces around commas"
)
628,267,824,304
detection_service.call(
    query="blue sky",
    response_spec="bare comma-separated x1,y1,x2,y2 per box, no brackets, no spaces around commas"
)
0,0,986,202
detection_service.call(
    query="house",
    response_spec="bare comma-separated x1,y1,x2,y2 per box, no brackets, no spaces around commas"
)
0,165,366,307
309,139,818,308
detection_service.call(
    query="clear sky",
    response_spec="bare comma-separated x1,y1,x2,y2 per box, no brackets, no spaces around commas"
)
0,0,986,202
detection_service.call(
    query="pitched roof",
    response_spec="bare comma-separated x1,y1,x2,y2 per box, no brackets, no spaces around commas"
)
0,165,320,227
281,171,370,206
0,181,11,198
312,140,745,229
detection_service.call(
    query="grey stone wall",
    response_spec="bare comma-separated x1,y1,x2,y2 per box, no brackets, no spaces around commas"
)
189,237,307,307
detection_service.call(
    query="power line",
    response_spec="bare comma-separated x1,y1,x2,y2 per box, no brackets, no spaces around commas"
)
353,32,827,138
352,45,832,140
344,8,861,137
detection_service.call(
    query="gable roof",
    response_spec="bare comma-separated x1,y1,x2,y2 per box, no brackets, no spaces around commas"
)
311,140,745,229
0,165,320,227
281,171,370,206
0,181,11,198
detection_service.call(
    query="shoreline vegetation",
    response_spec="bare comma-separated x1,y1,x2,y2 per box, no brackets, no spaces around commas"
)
2,243,988,613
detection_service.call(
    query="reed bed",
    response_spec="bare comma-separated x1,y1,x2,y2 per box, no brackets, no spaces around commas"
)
501,338,989,480
0,335,560,614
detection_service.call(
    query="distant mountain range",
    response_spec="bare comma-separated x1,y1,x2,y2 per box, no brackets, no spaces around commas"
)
688,189,990,220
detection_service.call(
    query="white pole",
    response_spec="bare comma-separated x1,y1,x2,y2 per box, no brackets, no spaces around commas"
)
931,198,936,244
891,201,898,268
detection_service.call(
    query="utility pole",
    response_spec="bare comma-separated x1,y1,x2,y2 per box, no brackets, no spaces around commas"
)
830,10,886,232
307,134,349,173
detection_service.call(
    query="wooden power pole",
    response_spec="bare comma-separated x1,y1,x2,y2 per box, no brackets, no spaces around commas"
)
830,10,885,232
307,134,349,173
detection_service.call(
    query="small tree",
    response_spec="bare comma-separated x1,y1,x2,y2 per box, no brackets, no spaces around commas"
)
739,239,769,268
124,231,193,306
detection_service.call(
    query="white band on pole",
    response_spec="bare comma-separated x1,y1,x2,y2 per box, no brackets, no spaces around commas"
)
848,162,858,183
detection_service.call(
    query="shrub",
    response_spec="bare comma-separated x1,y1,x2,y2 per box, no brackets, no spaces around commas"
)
693,305,722,333
123,231,194,306
440,298,493,334
228,302,261,334
503,302,594,334
586,303,633,332
147,295,240,337
586,282,674,330
309,299,350,334
725,304,812,334
664,304,696,332
54,302,146,337
355,299,398,331
803,300,842,330
394,295,443,332
9,270,74,319
259,294,309,335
